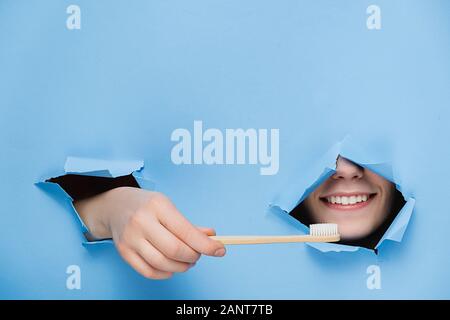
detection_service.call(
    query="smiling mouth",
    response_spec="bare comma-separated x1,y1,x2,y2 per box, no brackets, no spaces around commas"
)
320,193,377,210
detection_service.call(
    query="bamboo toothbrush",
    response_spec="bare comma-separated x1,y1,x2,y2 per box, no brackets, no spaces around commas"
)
210,223,340,245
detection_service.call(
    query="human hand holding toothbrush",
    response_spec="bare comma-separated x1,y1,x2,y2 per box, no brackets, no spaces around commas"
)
74,187,226,280
74,187,339,279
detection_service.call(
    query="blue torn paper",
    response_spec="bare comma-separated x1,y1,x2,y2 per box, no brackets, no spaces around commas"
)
64,156,144,178
270,137,415,253
36,157,154,245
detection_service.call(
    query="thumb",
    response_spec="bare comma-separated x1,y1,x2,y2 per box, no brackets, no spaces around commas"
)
185,227,226,257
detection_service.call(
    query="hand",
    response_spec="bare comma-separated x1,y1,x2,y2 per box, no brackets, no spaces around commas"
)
74,187,226,279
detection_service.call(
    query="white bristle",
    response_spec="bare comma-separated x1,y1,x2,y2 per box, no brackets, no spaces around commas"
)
309,223,339,237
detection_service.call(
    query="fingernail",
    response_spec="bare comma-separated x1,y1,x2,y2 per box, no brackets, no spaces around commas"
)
214,248,226,257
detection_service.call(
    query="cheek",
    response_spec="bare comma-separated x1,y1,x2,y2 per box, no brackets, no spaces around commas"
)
304,193,322,213
378,183,396,215
303,197,315,214
338,222,374,240
367,172,392,194
367,174,396,210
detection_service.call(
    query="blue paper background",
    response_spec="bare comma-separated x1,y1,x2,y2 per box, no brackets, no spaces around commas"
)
1,0,450,299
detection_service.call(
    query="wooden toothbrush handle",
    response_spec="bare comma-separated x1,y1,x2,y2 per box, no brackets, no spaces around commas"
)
209,235,340,245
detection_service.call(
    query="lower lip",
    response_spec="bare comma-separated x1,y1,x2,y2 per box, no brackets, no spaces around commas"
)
321,195,375,211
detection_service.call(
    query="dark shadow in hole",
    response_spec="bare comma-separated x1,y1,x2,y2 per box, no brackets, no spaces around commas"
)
47,173,140,201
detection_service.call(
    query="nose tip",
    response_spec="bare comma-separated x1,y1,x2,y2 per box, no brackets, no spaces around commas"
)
332,157,364,180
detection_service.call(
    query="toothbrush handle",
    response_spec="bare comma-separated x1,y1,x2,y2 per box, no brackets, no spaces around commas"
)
209,235,340,245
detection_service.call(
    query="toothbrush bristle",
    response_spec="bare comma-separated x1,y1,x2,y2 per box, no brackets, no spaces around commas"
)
309,223,339,237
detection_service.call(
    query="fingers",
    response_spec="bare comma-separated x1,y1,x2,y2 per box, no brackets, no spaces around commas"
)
120,248,173,280
155,200,226,257
109,190,226,280
136,239,193,273
140,217,201,263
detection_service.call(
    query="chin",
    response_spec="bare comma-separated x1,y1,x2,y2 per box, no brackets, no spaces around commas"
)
338,227,373,241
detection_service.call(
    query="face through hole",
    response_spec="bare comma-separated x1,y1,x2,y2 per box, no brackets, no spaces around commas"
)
290,156,405,249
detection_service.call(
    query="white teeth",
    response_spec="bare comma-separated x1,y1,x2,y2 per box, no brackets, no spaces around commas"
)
325,194,370,205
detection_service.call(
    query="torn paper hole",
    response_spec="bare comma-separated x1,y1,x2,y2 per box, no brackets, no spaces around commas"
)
35,157,154,245
270,138,415,253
